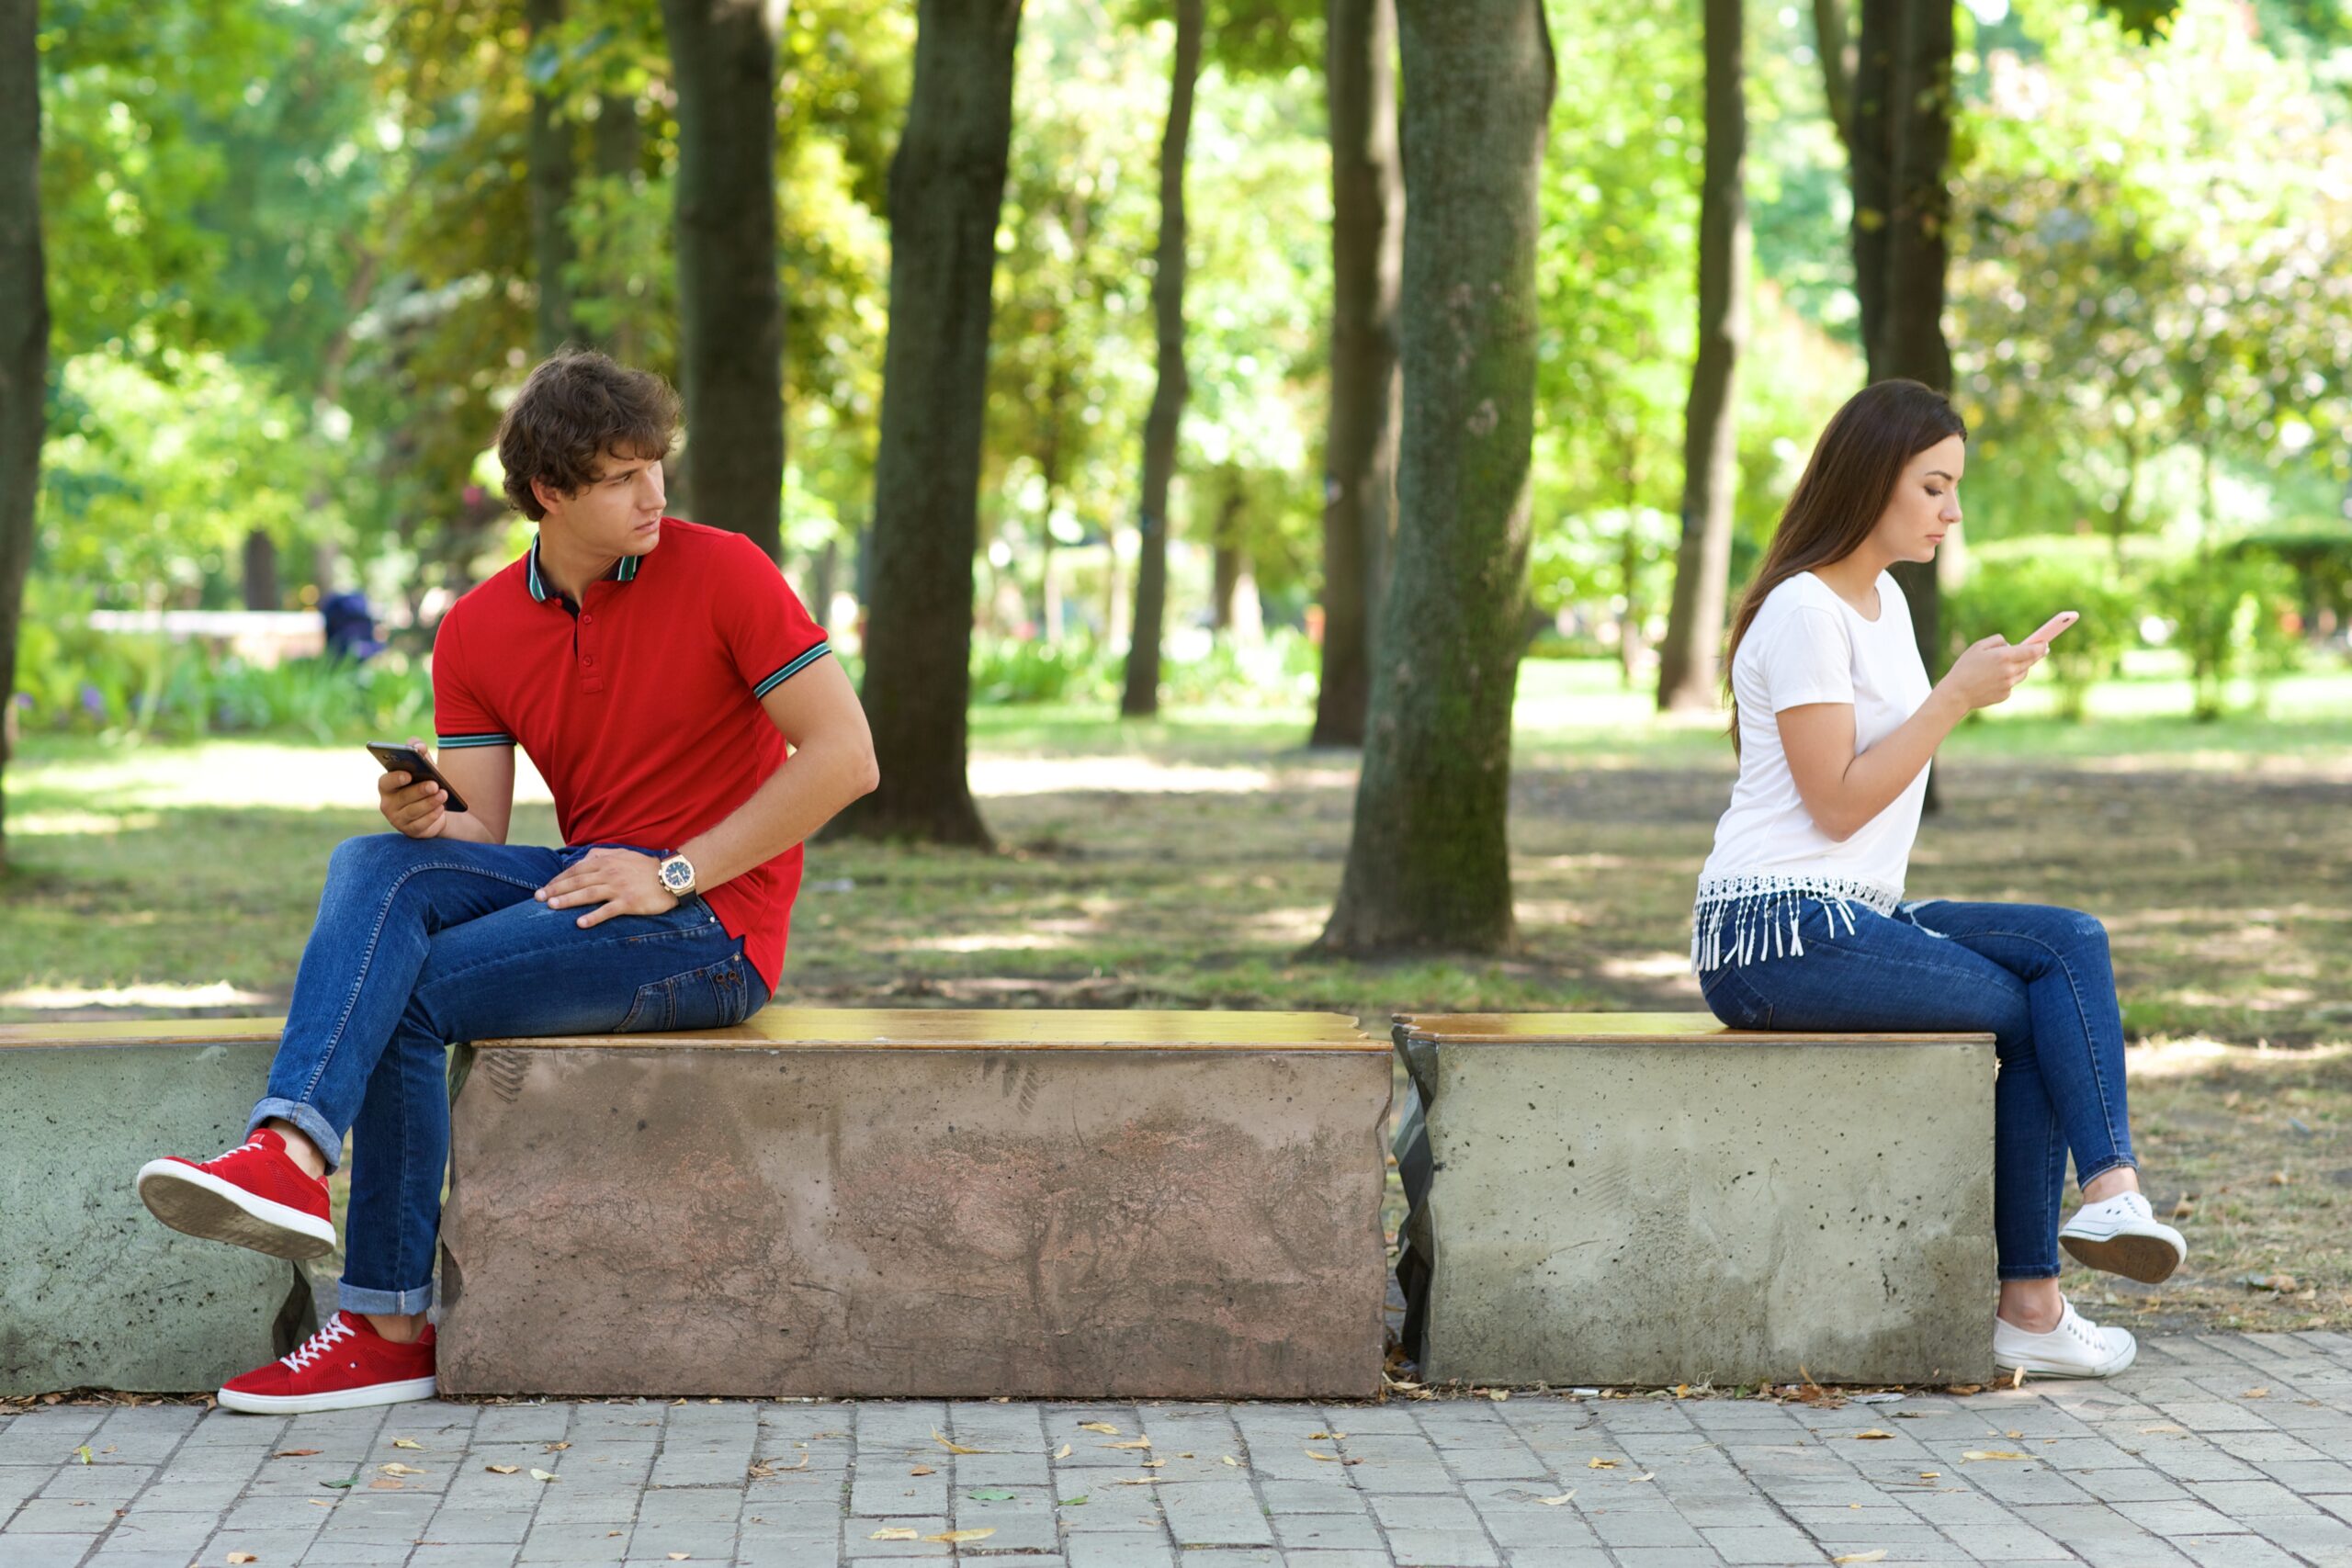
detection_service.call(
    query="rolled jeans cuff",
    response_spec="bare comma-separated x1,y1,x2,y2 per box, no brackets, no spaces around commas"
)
2077,1155,2138,1191
248,1098,345,1177
339,1278,435,1315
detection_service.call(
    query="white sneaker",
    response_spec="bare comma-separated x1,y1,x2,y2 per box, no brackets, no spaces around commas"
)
1994,1300,2137,1380
2059,1192,2187,1284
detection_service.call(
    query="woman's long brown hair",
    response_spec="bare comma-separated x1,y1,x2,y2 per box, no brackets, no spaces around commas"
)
1723,379,1967,749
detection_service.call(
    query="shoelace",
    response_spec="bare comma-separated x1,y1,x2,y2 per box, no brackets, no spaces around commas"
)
2056,1307,2108,1354
282,1315,356,1372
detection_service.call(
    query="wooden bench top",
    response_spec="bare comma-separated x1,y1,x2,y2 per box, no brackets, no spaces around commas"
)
1394,1011,1996,1045
0,1010,1381,1054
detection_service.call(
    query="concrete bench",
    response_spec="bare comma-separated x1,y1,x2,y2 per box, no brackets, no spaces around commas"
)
0,1020,317,1394
1392,1012,1996,1388
437,1008,1392,1399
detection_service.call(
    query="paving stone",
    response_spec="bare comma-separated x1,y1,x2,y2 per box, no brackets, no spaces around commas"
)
1063,1529,1176,1568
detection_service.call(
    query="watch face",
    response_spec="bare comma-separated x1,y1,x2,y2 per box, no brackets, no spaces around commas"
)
662,861,691,891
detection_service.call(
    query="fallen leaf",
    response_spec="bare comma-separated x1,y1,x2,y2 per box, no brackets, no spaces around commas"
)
1059,1495,1089,1506
485,1464,520,1475
1632,1472,1656,1483
368,1480,404,1491
1917,1472,1939,1480
2271,1170,2290,1186
308,1498,332,1508
1078,1422,1121,1435
925,1529,995,1543
1114,1477,1161,1486
1588,1458,1619,1470
272,1450,321,1459
1054,1445,1072,1460
1853,1430,1894,1440
868,1527,919,1541
227,1555,259,1565
2140,1424,2184,1435
391,1438,423,1450
529,1469,559,1483
1306,1450,1344,1462
1833,1554,1889,1565
1307,1431,1345,1440
931,1429,985,1454
379,1462,425,1476
2245,1388,2271,1399
967,1488,1015,1501
74,1446,92,1464
908,1465,935,1477
1487,1389,1510,1402
1221,1455,1239,1467
320,1480,356,1490
1962,1450,2034,1462
2241,1272,2300,1293
668,1555,691,1562
2011,1367,2027,1390
544,1441,571,1451
1945,1384,1983,1396
1538,1492,1575,1506
1107,1438,1152,1450
1141,1460,1166,1469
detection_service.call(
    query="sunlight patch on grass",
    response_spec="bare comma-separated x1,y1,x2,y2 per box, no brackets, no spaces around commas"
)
970,754,1353,797
15,810,162,834
893,931,1079,954
0,980,275,1010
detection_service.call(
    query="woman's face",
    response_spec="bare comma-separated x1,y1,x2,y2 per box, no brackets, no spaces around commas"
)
1869,434,1964,564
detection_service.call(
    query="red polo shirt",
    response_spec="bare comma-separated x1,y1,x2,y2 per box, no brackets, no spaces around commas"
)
431,518,831,993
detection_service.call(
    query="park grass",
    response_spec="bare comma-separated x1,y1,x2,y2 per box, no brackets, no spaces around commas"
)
4,654,2350,1334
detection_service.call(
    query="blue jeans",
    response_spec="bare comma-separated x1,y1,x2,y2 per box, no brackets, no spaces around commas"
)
1698,897,2135,1280
250,833,769,1315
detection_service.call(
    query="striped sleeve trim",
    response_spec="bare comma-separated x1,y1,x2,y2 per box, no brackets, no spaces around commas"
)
435,732,515,750
752,641,833,700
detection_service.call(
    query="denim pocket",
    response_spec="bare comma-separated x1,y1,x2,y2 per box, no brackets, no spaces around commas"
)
618,951,755,1034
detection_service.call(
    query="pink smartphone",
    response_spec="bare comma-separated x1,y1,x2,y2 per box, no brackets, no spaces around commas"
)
2024,611,2079,648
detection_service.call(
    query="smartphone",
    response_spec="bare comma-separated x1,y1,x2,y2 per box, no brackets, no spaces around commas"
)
2023,611,2079,648
367,741,469,815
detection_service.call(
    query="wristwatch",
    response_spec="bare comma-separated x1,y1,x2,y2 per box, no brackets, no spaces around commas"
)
656,853,697,900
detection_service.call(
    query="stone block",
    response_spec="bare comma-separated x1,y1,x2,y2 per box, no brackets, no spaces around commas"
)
1394,1012,1994,1387
438,1009,1390,1398
0,1021,313,1394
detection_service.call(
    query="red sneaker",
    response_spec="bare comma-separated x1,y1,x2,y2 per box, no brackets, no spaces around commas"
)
219,1311,436,1415
136,1127,335,1259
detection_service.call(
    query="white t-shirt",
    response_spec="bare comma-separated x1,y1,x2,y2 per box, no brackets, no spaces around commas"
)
1696,570,1933,917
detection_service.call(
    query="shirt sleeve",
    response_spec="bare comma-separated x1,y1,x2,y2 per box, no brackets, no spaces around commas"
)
431,608,514,750
1757,604,1855,713
713,534,831,700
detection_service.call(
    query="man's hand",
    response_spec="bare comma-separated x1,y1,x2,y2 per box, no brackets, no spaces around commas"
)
377,736,448,840
536,848,680,929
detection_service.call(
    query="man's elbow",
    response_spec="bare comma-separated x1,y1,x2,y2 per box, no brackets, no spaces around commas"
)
845,742,881,800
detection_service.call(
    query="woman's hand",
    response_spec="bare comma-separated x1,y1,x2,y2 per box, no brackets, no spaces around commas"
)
1939,634,2047,711
535,848,680,929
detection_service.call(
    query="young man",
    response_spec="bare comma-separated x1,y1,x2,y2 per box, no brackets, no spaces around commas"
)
133,352,876,1413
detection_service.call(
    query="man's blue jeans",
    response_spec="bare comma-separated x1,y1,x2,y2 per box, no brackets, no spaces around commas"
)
248,833,768,1316
1698,897,2135,1280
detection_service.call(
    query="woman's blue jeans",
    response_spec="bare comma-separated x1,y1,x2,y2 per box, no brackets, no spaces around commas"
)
248,833,769,1316
1698,897,2135,1280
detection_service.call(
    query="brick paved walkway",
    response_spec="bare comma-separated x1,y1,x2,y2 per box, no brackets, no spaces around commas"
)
8,1333,2352,1567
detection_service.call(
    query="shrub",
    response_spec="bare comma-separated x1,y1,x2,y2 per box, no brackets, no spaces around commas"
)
2154,551,2302,721
1946,547,2143,722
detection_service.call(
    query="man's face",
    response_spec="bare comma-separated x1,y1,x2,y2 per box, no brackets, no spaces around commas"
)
539,449,667,555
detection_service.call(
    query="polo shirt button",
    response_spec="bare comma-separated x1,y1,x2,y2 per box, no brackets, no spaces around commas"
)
582,614,594,625
582,655,595,667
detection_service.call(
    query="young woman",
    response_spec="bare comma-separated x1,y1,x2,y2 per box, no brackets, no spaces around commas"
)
1691,378,2184,1380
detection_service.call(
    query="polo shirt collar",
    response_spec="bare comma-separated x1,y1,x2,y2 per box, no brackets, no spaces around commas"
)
526,535,640,604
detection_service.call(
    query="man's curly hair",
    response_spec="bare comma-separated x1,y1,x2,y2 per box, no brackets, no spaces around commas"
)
497,352,682,521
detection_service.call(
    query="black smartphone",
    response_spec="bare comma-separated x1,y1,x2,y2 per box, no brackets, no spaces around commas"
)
367,742,469,815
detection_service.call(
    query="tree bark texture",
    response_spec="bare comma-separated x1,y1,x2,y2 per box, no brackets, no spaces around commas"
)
829,0,1023,846
1309,0,1403,749
1656,0,1747,713
0,0,47,868
1813,0,1853,160
662,0,785,559
243,531,281,611
1118,0,1204,718
1878,0,1951,682
1315,0,1554,956
528,0,579,355
1849,0,1894,373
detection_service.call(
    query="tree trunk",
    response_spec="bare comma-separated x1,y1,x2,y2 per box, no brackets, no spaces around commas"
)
1850,0,1894,373
1876,0,1951,686
242,531,281,612
662,0,785,559
1813,0,1853,160
0,0,46,869
1308,0,1403,749
528,0,579,355
1118,0,1204,719
1656,0,1748,713
828,0,1023,846
590,88,643,359
1314,0,1554,956
1210,482,1245,633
